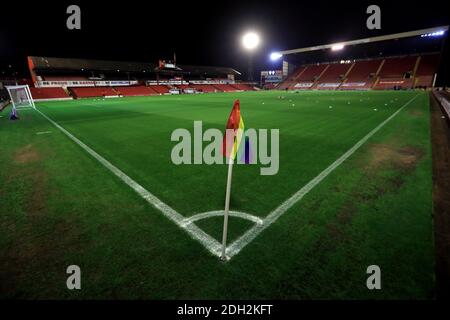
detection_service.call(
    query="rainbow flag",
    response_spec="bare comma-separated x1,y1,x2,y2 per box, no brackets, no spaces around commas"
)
222,100,245,161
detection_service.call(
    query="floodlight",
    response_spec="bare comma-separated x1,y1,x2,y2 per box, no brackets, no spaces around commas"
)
270,52,283,61
331,43,345,51
421,30,445,37
242,32,260,50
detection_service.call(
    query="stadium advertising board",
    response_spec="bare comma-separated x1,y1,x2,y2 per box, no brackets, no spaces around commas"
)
36,80,138,88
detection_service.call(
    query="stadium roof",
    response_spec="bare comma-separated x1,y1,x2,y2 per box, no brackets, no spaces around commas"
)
28,56,241,76
277,26,449,55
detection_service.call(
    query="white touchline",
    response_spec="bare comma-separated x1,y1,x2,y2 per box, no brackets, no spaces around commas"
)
226,93,421,258
34,108,223,257
34,93,420,261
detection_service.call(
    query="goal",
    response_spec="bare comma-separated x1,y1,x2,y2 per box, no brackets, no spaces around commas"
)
6,85,35,110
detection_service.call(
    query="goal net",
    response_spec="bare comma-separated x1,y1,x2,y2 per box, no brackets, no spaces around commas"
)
6,85,35,110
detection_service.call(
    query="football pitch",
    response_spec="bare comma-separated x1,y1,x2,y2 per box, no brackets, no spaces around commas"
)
0,90,434,299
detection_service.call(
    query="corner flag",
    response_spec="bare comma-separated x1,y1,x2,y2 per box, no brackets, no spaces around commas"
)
220,100,245,260
222,100,245,160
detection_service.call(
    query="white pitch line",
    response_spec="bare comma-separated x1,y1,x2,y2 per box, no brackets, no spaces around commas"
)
36,131,52,135
34,108,223,257
183,210,263,227
226,93,421,258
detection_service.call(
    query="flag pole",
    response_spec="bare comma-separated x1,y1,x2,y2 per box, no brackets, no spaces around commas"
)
221,155,235,261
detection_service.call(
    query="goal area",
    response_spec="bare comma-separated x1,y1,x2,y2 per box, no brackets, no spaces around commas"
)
6,85,35,110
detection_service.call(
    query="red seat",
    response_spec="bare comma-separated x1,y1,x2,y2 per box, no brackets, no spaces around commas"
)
69,87,118,98
114,86,158,96
190,84,217,93
230,83,254,91
29,87,70,99
340,60,382,90
149,85,169,94
213,84,237,92
414,54,440,87
379,56,418,79
315,63,351,90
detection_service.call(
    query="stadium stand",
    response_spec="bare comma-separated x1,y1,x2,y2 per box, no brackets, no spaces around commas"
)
29,87,71,100
69,87,119,98
279,52,440,91
414,54,440,88
314,63,352,90
340,59,382,90
176,85,193,91
231,83,254,91
114,85,158,97
191,84,217,93
149,85,170,94
373,56,418,89
213,84,237,92
276,66,305,90
379,56,418,78
25,56,250,98
290,64,328,90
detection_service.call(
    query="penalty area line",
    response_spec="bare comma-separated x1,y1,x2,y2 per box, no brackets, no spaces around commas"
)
226,93,421,258
34,108,223,257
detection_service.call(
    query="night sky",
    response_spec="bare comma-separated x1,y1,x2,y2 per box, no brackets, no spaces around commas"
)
0,0,449,80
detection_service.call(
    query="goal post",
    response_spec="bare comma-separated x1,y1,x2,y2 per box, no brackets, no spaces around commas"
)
6,85,35,110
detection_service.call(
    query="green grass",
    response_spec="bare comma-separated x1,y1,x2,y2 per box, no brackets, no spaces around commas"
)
0,90,434,299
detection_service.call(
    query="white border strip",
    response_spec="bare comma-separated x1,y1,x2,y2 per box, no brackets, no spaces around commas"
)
226,93,421,258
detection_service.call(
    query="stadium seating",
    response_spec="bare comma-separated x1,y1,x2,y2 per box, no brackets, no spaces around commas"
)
114,85,158,96
149,85,170,94
29,87,71,100
177,85,193,91
314,63,351,90
414,54,440,88
213,84,237,92
373,56,418,89
297,64,328,81
291,64,328,90
231,83,254,91
191,84,218,93
277,66,306,90
278,53,439,91
378,56,418,78
69,87,119,98
340,59,382,90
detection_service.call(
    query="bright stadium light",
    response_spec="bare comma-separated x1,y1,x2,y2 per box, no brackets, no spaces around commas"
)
421,30,445,37
242,32,260,50
331,43,345,51
270,52,283,61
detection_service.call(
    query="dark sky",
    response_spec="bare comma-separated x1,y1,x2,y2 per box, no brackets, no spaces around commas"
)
0,0,449,78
